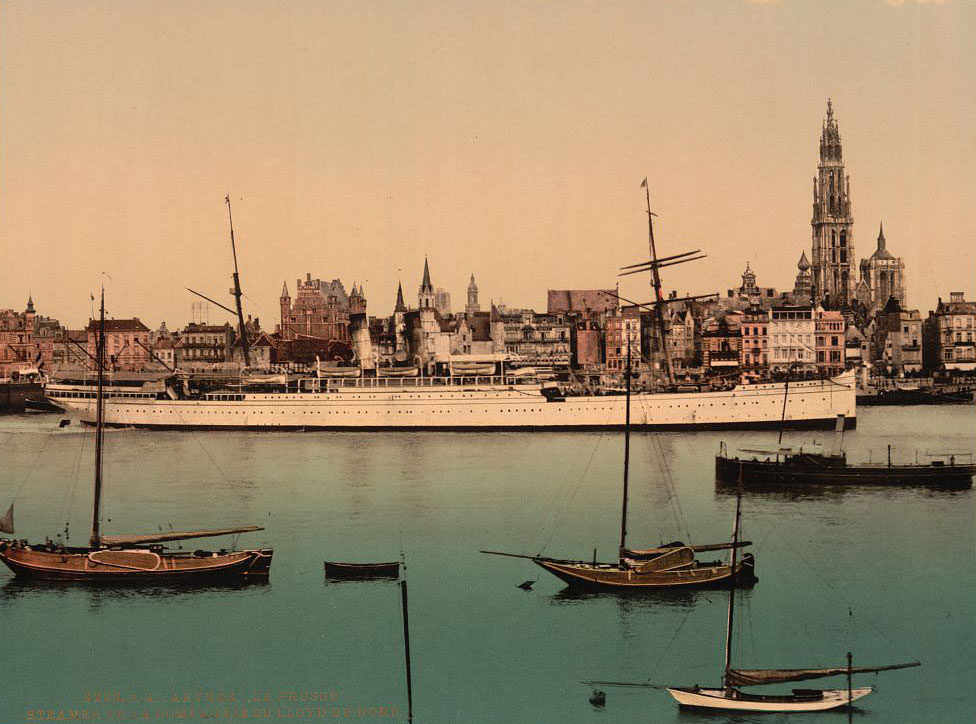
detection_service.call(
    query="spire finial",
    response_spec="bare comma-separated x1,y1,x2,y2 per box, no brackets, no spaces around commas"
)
827,97,833,120
877,221,886,249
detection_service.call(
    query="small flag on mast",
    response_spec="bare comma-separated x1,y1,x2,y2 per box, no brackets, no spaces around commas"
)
640,178,647,188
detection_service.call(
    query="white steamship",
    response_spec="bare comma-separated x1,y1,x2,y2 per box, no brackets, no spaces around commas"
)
47,369,856,431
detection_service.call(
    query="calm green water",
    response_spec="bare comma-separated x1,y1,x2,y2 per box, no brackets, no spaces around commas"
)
0,406,973,724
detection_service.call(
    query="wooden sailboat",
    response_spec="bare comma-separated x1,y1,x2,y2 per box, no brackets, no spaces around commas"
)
0,291,272,582
483,344,756,591
666,491,918,712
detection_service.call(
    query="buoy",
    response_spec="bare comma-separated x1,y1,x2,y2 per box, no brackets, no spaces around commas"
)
589,690,606,707
517,580,534,591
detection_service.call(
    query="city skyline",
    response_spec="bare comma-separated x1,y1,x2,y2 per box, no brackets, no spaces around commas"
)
2,1,973,329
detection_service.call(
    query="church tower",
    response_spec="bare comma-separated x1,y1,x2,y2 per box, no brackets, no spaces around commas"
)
279,281,291,340
418,257,436,310
858,221,906,312
811,99,855,309
465,274,480,315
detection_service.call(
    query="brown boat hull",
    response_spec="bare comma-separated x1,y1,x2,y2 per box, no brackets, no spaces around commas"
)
0,543,272,582
533,553,756,591
716,455,974,489
324,560,400,579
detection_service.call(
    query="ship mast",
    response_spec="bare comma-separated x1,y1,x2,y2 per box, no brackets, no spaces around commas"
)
722,483,743,692
643,182,675,386
618,336,632,558
225,195,251,368
90,288,105,548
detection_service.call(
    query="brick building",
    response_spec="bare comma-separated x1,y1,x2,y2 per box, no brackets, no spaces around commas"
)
86,318,151,371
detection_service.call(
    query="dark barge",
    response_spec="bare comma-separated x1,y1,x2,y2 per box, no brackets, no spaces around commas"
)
716,443,974,489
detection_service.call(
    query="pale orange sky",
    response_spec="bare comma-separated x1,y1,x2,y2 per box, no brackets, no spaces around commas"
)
1,0,972,329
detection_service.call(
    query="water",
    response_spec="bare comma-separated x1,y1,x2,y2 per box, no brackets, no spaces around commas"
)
0,406,973,723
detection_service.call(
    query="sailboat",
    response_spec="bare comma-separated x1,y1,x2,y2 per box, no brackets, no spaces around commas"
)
482,344,757,591
0,291,272,582
666,491,918,712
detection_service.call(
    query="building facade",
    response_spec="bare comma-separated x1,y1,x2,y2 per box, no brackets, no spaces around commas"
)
739,306,770,373
279,274,356,342
86,318,151,371
770,305,815,372
814,307,846,376
871,297,922,374
605,306,642,372
923,292,976,372
179,323,233,366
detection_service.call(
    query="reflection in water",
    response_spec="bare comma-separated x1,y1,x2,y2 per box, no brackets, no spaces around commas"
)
715,479,973,501
549,586,716,612
1,577,270,608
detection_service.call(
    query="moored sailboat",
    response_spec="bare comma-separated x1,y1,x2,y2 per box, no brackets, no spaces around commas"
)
0,290,272,583
483,343,756,591
666,487,918,712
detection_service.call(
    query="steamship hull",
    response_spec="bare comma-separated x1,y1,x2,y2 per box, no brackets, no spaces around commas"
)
54,372,856,431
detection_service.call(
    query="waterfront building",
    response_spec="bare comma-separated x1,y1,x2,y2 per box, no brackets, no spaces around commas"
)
87,318,151,371
53,330,90,370
814,307,846,376
701,313,742,374
858,223,907,313
178,322,233,368
923,292,976,372
770,305,815,372
739,305,770,373
547,288,616,370
605,306,642,372
278,274,355,342
500,309,571,367
845,325,867,369
871,297,922,374
810,99,856,309
546,289,618,316
465,275,480,316
152,337,178,369
0,297,46,376
666,305,698,371
453,311,500,356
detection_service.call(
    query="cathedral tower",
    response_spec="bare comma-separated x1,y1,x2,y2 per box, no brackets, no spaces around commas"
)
811,99,855,309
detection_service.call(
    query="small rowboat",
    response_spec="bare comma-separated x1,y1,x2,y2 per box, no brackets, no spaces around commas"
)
324,560,401,579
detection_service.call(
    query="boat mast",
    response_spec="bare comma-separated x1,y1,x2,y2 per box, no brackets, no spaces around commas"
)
400,574,414,722
722,484,743,692
90,288,105,548
225,195,251,368
643,181,675,386
619,336,632,557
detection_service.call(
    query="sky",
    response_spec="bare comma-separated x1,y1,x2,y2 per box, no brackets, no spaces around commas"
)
1,0,973,329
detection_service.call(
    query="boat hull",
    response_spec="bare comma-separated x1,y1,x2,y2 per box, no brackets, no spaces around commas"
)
667,686,872,712
533,553,756,591
716,455,974,489
324,560,400,579
0,543,273,582
55,373,857,431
